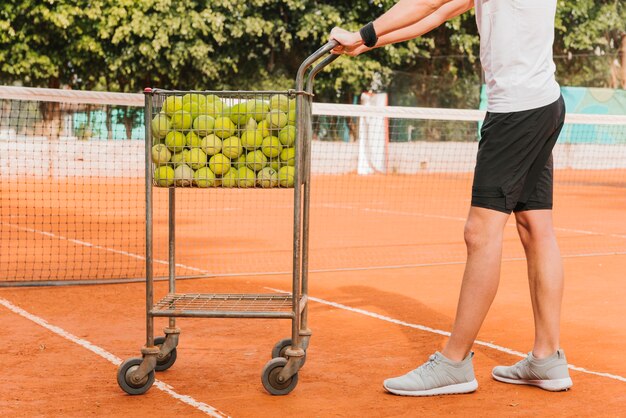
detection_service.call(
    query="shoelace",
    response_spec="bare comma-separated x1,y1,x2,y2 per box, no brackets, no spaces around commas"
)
414,354,440,375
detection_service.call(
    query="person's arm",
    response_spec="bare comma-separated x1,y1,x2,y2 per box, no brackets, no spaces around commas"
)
331,0,474,56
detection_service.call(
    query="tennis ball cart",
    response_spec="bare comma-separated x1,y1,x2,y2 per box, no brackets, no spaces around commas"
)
117,41,339,396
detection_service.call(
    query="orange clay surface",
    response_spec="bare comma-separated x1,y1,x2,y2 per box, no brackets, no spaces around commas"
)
1,171,625,416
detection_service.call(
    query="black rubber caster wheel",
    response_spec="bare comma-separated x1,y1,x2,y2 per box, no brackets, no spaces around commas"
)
261,357,298,395
153,336,177,371
117,358,155,395
271,338,306,367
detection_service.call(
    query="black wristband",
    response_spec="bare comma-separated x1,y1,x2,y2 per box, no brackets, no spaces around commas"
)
359,22,378,48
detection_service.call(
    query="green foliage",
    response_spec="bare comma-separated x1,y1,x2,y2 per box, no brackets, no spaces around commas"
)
0,0,623,105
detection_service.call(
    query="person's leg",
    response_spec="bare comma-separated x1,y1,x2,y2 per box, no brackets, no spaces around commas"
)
514,209,563,358
440,206,509,362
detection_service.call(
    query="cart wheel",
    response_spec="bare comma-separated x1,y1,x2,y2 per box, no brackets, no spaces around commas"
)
153,336,177,371
117,358,155,395
261,357,298,396
271,338,306,367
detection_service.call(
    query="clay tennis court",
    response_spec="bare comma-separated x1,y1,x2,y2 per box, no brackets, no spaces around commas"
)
1,172,625,416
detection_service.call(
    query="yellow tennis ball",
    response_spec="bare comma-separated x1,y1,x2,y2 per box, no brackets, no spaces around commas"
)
287,109,296,125
171,110,193,130
187,148,208,169
165,131,186,152
194,166,216,188
151,114,171,140
257,167,279,188
268,159,282,172
237,166,256,188
213,116,236,138
246,150,268,171
185,131,202,148
192,115,214,137
247,99,270,122
170,151,188,167
241,129,264,150
280,147,296,166
233,153,247,169
174,164,194,186
221,136,243,159
267,110,288,129
162,96,183,116
154,165,175,187
269,94,290,112
220,169,238,188
278,125,296,146
208,153,231,175
256,120,273,138
261,136,282,158
278,165,295,188
182,101,202,119
201,134,223,156
151,144,171,165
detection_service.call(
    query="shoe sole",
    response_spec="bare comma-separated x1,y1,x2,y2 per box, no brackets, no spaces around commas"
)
492,373,573,391
383,379,478,397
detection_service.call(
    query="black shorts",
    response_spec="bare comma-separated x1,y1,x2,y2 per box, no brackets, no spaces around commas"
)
471,96,566,214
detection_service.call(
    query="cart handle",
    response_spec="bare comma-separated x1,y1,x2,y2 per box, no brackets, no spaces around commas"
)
306,54,340,94
295,40,338,92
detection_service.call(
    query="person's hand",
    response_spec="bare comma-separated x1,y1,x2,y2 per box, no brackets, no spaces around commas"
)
330,27,365,55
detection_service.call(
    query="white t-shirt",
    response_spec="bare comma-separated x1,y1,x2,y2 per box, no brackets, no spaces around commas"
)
475,0,561,113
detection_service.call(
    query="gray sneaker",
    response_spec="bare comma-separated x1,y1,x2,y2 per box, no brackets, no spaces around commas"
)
492,349,573,391
383,352,478,396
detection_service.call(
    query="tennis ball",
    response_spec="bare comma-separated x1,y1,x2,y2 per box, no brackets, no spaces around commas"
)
182,101,202,119
151,144,171,165
257,167,279,188
269,94,290,112
247,99,270,122
241,129,264,150
268,159,282,172
280,147,296,166
188,148,208,169
246,150,268,171
213,116,236,138
201,134,222,156
267,110,288,129
171,110,193,130
198,101,223,118
174,164,194,187
245,117,258,131
278,165,295,188
182,93,201,105
287,109,296,125
256,120,272,138
261,136,282,158
193,115,215,136
185,131,202,148
170,150,188,167
165,131,186,152
220,169,238,188
228,102,250,126
208,153,231,175
278,125,296,147
162,96,183,116
194,166,216,188
154,165,175,187
151,114,171,140
233,153,247,169
237,166,256,188
222,136,243,159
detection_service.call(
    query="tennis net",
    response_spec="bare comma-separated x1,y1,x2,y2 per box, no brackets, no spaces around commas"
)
1,86,624,286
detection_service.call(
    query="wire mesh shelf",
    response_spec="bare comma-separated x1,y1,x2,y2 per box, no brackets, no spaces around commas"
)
151,293,295,318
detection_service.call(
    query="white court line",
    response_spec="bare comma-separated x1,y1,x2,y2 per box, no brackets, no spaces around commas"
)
2,222,213,276
265,287,626,384
0,297,230,418
321,203,626,240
